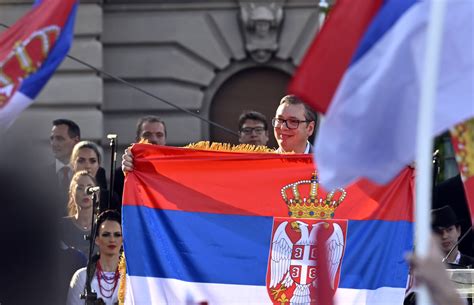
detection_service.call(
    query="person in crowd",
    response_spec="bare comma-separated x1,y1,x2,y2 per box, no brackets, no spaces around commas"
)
49,118,81,198
237,110,269,146
67,210,123,305
273,94,317,154
60,170,98,256
405,206,474,305
405,235,465,305
113,116,167,201
431,205,474,267
71,140,108,191
434,175,474,257
121,95,316,173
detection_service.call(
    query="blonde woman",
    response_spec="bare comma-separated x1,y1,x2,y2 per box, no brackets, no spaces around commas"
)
60,170,97,255
70,141,107,190
70,141,120,211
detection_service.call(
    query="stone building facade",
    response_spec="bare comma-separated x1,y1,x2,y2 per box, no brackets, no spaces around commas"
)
0,0,324,161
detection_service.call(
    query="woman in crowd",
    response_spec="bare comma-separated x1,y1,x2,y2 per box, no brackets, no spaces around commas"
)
67,210,123,305
71,141,121,211
60,170,97,255
71,141,107,190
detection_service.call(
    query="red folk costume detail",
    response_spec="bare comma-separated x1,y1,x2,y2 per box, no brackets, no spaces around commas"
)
96,260,120,299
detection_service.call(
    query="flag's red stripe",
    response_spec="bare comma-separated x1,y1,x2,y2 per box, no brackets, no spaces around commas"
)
288,0,383,113
315,226,335,305
123,145,414,222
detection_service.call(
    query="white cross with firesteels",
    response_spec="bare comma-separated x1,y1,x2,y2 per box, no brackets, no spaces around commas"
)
290,244,317,285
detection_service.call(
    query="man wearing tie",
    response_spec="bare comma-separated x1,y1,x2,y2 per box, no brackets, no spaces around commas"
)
49,119,80,199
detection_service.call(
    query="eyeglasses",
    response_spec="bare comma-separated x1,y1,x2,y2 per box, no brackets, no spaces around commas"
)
240,127,266,135
272,117,310,130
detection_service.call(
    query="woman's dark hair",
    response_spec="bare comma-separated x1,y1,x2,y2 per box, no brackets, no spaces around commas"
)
95,209,121,236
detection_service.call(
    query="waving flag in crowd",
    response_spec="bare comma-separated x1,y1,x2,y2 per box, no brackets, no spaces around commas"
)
451,119,474,221
288,0,383,114
0,0,77,129
290,0,474,189
121,144,414,305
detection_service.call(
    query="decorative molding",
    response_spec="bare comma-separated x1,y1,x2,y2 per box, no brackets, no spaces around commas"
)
239,1,285,63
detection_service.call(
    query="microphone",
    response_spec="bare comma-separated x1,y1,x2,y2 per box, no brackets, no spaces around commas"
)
86,186,101,195
442,225,473,263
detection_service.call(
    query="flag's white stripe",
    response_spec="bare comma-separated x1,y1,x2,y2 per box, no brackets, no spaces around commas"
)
0,92,33,129
315,0,474,189
124,275,406,305
335,287,405,305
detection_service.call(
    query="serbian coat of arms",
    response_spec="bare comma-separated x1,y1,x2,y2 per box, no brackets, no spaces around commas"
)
266,173,348,305
0,26,60,108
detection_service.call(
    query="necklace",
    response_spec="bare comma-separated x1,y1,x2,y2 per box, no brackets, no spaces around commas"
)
74,218,91,231
96,260,120,299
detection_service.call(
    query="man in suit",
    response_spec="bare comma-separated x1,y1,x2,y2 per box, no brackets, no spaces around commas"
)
113,116,167,205
272,95,317,154
404,205,474,305
49,119,80,195
434,174,474,257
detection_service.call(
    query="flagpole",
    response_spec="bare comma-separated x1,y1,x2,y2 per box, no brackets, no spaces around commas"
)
415,1,446,305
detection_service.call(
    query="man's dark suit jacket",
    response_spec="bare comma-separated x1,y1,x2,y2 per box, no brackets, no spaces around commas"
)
434,174,474,257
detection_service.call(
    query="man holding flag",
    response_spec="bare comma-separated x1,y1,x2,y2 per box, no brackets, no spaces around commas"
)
273,95,317,154
116,1,473,305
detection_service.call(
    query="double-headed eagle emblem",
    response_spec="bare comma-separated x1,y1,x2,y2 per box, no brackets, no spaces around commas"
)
267,173,347,305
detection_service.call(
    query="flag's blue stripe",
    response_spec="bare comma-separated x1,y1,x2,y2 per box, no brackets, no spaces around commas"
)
341,218,413,289
123,206,413,289
351,0,417,64
19,3,78,98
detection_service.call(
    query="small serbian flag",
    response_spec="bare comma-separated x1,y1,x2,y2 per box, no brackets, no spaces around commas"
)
122,144,414,305
0,0,77,129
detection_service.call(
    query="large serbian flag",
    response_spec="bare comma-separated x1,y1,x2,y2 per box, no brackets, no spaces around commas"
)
122,144,414,305
289,0,474,189
0,0,77,129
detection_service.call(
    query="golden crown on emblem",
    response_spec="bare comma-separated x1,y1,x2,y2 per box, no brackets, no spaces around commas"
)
280,172,347,219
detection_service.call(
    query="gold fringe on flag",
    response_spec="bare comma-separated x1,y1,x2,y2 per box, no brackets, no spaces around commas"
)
184,141,275,153
118,253,127,305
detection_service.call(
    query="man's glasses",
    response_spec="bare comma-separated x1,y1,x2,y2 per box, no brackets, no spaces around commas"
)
240,127,266,135
272,117,310,130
